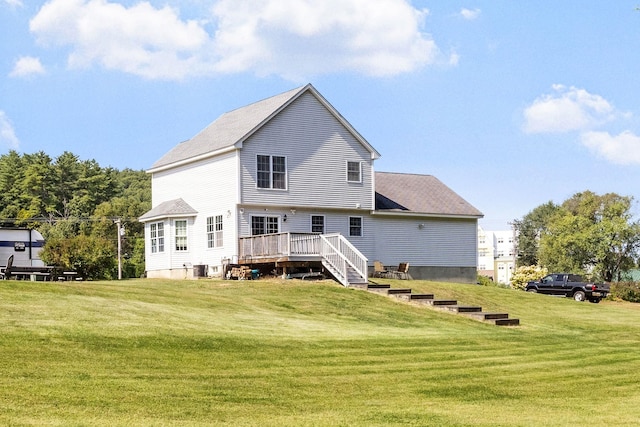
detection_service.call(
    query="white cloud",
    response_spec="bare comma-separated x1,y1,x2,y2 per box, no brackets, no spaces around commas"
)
210,0,445,79
523,85,616,134
28,0,447,80
0,112,20,150
460,8,481,20
30,0,210,80
581,131,640,165
9,56,46,77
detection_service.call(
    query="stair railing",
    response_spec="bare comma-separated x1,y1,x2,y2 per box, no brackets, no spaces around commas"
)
319,233,368,287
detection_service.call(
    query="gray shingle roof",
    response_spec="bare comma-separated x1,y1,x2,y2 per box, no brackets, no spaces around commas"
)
149,84,380,171
375,172,483,217
151,86,305,170
139,198,197,222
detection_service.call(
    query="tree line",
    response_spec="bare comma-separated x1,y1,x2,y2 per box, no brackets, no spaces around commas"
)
0,150,150,279
513,190,640,283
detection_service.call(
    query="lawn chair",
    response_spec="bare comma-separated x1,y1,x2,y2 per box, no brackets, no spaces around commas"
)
0,255,13,280
391,262,411,280
373,261,389,278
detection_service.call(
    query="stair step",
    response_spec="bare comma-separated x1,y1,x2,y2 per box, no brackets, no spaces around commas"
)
367,283,391,289
445,305,482,313
430,299,458,306
387,288,412,295
466,312,509,320
494,318,520,326
409,293,434,301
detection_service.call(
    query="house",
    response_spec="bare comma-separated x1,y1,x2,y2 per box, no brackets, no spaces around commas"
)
477,227,516,284
140,84,483,285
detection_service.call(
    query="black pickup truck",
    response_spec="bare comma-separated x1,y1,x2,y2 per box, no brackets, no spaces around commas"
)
525,273,609,303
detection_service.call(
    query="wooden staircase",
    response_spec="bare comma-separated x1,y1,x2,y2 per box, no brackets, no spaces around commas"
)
364,283,520,326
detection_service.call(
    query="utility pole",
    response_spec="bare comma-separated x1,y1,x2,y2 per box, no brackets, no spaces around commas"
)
115,218,122,280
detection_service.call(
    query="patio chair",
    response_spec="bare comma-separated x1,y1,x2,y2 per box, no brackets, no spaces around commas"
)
373,260,389,278
391,262,411,280
0,255,13,280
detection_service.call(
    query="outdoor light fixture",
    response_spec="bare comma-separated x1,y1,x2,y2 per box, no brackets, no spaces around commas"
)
283,214,287,222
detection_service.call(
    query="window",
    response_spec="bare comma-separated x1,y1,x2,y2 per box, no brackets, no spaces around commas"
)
251,216,279,235
150,222,164,253
175,220,188,251
349,216,362,237
311,215,325,234
257,155,286,189
347,161,361,183
207,215,223,248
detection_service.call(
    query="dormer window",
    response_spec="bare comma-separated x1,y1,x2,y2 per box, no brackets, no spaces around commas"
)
347,161,361,183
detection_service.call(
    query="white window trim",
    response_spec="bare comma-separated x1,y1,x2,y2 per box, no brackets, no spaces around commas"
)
250,215,280,236
149,221,165,254
207,215,224,249
256,154,288,190
310,215,325,234
348,216,363,237
174,219,188,252
346,161,362,183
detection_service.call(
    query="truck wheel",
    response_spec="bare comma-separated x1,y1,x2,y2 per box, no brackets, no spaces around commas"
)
573,291,586,302
527,288,537,293
589,298,601,304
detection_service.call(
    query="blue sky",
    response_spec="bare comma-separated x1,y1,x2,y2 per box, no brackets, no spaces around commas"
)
2,1,640,230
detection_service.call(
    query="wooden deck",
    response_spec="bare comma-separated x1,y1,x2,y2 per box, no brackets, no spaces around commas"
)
238,233,322,264
238,232,368,287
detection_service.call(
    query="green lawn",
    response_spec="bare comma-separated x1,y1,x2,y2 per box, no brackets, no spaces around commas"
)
2,278,640,426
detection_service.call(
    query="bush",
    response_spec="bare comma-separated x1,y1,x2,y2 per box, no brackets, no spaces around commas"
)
609,282,640,303
476,274,494,286
511,265,548,291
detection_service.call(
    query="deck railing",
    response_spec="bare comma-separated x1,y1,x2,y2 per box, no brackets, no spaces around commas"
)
238,232,368,286
239,233,321,259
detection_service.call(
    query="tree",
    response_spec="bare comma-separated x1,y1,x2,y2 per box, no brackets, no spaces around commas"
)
513,201,560,267
511,265,548,290
0,151,151,280
40,234,116,280
538,191,640,282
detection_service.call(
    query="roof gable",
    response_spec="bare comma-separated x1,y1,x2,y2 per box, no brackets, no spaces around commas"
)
139,198,197,222
149,84,380,172
375,172,483,218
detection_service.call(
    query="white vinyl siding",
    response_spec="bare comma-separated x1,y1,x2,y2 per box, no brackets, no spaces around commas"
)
371,217,478,267
149,152,238,273
240,92,373,209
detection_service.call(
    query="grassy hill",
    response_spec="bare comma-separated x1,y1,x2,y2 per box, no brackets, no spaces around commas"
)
2,278,640,426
